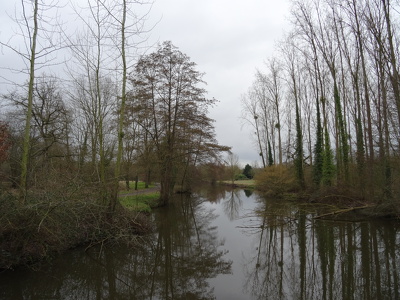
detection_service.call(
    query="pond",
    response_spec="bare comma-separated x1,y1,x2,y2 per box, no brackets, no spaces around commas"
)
1,187,400,299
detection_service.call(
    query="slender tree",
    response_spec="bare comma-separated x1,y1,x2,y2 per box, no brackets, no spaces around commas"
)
283,36,305,188
313,96,323,187
226,152,240,185
381,0,400,128
99,0,152,210
266,59,284,165
0,0,63,201
241,92,267,168
267,139,274,167
20,0,39,200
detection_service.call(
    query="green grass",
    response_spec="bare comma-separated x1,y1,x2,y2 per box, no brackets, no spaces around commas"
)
119,192,160,213
234,179,255,187
119,181,155,195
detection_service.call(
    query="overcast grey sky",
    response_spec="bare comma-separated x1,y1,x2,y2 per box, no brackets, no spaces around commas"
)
0,0,290,167
145,0,290,166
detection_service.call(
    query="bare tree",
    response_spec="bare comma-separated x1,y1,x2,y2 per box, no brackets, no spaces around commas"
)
241,88,267,168
0,0,63,201
131,41,228,205
263,59,284,165
97,0,153,209
66,0,119,205
225,152,240,185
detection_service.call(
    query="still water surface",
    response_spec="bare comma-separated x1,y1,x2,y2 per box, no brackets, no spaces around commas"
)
1,187,400,299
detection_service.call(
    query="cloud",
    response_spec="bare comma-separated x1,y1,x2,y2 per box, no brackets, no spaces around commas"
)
142,0,290,166
0,0,290,167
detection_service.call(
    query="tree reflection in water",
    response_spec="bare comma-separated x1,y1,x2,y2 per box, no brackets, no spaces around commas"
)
1,189,400,300
149,193,232,299
222,189,243,221
0,193,232,300
243,196,400,300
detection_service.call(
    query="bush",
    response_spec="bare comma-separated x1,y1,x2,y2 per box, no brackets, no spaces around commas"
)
235,173,249,181
254,165,298,197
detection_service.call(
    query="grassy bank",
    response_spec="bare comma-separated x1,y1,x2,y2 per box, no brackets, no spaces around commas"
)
118,181,160,212
220,180,255,188
119,192,160,212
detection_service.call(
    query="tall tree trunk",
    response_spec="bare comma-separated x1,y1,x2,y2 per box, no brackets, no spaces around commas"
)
378,44,392,200
350,0,374,171
277,113,283,165
382,0,400,128
293,76,305,188
160,152,174,206
313,96,323,187
333,75,349,183
20,0,39,202
255,116,266,168
112,0,128,212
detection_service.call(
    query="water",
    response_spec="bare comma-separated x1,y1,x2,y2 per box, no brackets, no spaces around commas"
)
1,187,400,299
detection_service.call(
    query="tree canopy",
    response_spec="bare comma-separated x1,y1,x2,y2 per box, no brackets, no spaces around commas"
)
130,41,229,204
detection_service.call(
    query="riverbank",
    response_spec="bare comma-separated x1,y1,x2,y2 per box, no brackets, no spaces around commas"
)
2,188,399,299
0,185,154,270
119,190,160,212
118,181,160,212
2,181,398,270
279,186,400,221
219,180,256,189
219,178,400,220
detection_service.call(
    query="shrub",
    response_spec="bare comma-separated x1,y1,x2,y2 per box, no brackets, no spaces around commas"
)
254,165,298,197
235,173,249,181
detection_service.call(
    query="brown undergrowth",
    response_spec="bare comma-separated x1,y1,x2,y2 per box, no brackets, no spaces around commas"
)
309,186,367,207
308,186,400,220
0,189,152,270
254,165,400,220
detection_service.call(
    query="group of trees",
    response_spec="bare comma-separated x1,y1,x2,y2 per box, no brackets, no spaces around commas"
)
224,152,255,184
0,1,228,209
242,0,400,201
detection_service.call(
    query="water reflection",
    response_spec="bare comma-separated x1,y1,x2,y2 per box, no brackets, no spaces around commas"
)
149,194,231,299
1,189,400,300
0,193,232,300
222,190,243,221
243,189,253,198
243,196,400,300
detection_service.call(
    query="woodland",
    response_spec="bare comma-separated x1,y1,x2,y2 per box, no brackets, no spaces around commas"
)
242,0,400,212
0,0,228,269
1,0,400,269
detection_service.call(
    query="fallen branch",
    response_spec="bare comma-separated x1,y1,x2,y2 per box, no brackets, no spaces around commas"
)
314,205,375,220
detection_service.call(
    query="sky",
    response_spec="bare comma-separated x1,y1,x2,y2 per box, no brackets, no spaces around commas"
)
144,0,291,166
0,0,291,167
